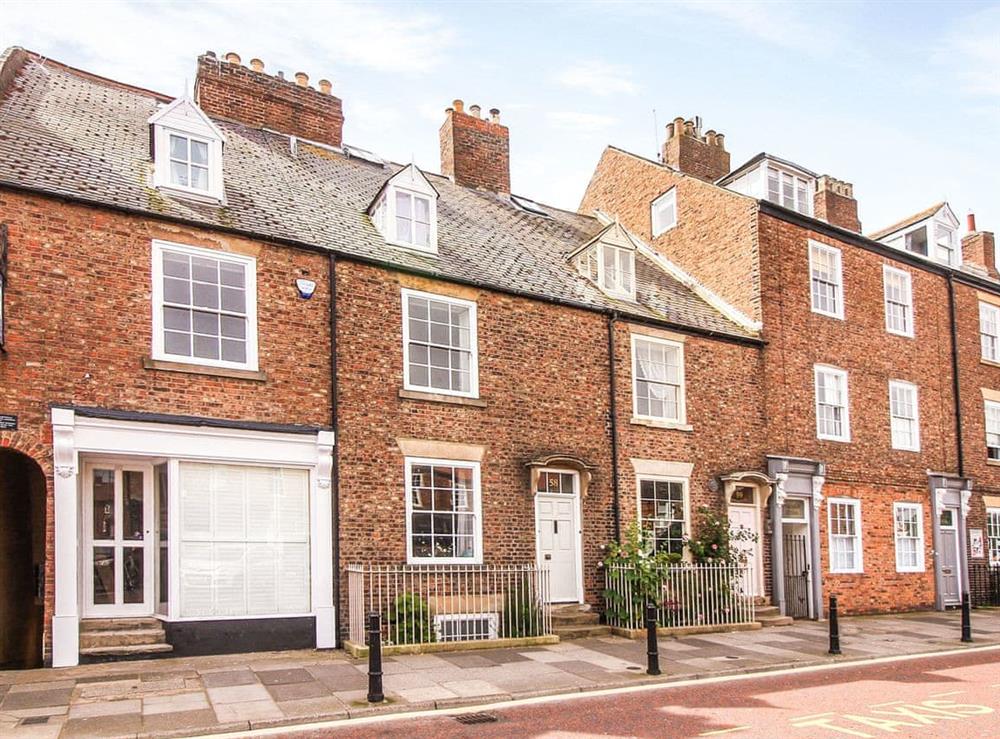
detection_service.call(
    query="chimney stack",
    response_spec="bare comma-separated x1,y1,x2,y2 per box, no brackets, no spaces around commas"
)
814,175,861,233
440,98,510,193
962,213,997,278
194,51,344,148
661,115,730,182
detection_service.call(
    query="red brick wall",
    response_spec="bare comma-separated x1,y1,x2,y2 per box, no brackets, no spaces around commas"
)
814,189,861,233
580,147,762,323
0,189,333,659
439,107,510,193
819,482,936,614
195,54,344,148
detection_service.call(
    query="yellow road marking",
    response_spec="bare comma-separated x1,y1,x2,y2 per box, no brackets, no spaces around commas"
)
699,728,750,736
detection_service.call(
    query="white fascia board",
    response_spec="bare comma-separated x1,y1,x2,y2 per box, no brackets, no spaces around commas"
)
70,415,329,468
148,96,226,142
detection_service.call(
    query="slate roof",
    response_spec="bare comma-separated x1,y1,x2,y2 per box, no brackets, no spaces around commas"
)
0,49,757,340
868,202,946,241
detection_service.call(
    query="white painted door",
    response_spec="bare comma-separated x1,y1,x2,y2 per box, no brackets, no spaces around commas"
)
83,463,155,617
728,505,762,597
536,494,581,603
939,508,962,605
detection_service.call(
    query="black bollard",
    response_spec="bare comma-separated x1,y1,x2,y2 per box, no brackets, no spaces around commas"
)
828,595,842,655
645,602,661,676
961,592,973,643
367,611,385,703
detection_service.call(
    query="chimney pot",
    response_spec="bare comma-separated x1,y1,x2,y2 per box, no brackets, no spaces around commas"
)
277,70,285,80
715,132,725,148
318,79,332,95
224,52,241,65
469,104,481,118
705,130,717,146
968,212,978,233
672,117,685,138
489,108,500,123
250,58,264,72
684,120,695,136
453,99,464,113
205,50,217,58
295,72,309,88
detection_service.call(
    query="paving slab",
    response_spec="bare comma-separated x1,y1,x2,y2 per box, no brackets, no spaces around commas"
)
255,668,315,686
206,683,271,705
68,698,141,719
200,669,258,689
0,688,73,711
142,691,210,715
61,712,142,739
275,695,350,720
264,680,330,702
213,698,283,723
139,708,220,735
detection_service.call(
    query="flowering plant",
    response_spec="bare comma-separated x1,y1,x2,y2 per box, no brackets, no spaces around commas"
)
684,505,758,565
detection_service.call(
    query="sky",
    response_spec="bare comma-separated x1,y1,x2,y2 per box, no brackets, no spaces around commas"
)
3,0,999,233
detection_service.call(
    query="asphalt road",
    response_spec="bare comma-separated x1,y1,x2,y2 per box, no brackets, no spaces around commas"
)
296,648,1000,738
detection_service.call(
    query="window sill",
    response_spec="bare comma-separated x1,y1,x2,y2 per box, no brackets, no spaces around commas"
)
155,184,224,205
981,357,1000,369
630,417,693,432
986,459,1000,467
398,388,487,408
142,357,267,382
829,570,864,576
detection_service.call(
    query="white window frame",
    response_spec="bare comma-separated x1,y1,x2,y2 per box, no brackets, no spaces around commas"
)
631,334,687,425
893,502,925,573
827,498,863,574
767,164,813,216
980,302,1000,363
987,508,1000,565
808,241,844,320
150,240,259,371
404,457,483,565
986,400,1000,462
636,474,690,559
883,265,914,338
152,126,224,201
597,243,636,300
434,612,499,642
370,166,439,255
401,288,479,398
814,364,851,442
651,188,677,237
889,380,921,452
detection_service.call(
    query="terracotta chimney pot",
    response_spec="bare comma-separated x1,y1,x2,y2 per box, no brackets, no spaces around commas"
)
469,104,481,118
969,212,978,233
489,108,500,124
249,58,264,72
453,99,464,113
295,72,309,88
224,52,241,65
318,79,332,94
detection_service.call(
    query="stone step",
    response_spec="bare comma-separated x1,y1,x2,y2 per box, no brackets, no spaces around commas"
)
79,643,174,659
79,628,167,649
757,614,794,627
80,618,162,632
754,606,782,617
551,612,601,626
552,624,612,640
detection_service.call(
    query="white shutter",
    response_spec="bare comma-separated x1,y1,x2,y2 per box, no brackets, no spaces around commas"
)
246,543,278,615
213,543,247,616
213,466,246,540
180,541,213,617
180,465,212,539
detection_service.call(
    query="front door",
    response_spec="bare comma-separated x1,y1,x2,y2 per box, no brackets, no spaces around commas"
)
939,507,962,605
535,469,581,603
83,463,154,617
727,504,762,597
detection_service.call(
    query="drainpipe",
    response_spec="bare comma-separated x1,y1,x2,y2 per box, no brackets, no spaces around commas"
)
329,254,341,648
947,275,965,477
607,313,622,543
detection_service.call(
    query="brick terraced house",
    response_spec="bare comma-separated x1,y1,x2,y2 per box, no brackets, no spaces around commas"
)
581,119,1000,618
0,47,996,669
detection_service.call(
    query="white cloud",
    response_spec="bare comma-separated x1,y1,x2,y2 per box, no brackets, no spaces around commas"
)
554,59,638,96
545,111,619,135
934,6,1000,96
1,0,456,95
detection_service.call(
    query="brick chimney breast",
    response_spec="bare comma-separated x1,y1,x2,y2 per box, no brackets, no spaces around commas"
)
194,52,344,148
962,215,997,278
814,175,861,233
661,115,730,182
440,99,510,193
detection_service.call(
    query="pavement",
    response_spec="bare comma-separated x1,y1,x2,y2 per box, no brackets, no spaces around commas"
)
0,609,998,738
323,644,1000,738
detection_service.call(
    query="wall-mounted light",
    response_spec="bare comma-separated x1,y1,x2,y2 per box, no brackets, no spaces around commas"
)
296,278,317,300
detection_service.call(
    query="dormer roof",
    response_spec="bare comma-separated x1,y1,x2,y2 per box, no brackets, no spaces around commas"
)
718,152,817,187
148,96,225,142
367,163,438,215
868,202,954,241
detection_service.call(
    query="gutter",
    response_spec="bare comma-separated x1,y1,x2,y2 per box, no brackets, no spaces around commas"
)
947,275,966,477
759,200,1000,295
328,254,342,648
0,180,764,348
607,312,622,543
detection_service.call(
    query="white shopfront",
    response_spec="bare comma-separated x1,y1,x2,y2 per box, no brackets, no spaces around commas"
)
51,407,335,667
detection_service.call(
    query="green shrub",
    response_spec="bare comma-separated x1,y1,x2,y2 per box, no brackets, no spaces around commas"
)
384,592,435,645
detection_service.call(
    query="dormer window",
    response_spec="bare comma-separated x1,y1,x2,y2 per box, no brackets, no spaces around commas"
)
651,189,677,236
722,155,815,217
370,164,439,254
169,133,210,191
767,166,811,215
149,97,225,201
874,203,961,268
600,243,634,297
571,221,637,302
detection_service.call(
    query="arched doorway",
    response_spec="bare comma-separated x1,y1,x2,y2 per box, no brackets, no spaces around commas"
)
0,448,47,669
